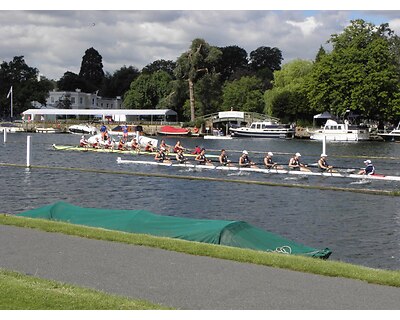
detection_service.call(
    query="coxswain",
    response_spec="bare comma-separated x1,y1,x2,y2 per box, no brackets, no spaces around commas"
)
195,148,212,165
100,124,108,141
154,147,171,163
358,159,375,175
173,140,185,153
79,135,88,148
318,154,334,173
288,152,310,171
130,138,140,152
264,152,282,169
122,124,128,141
219,149,232,166
239,150,257,168
176,149,188,164
145,141,155,152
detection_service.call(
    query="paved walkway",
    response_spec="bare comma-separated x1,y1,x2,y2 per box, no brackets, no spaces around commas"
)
1,225,400,309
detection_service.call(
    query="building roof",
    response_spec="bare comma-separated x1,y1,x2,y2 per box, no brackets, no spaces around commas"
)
22,108,177,116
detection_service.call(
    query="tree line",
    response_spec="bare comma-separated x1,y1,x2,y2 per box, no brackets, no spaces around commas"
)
1,19,400,125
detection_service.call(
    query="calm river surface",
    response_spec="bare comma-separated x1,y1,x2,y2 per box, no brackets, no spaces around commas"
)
1,132,400,270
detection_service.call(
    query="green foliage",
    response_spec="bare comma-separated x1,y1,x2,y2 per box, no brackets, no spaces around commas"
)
306,20,400,121
123,70,172,109
142,59,176,77
216,45,249,82
0,56,53,118
78,47,105,90
265,59,313,122
222,76,264,113
100,66,140,98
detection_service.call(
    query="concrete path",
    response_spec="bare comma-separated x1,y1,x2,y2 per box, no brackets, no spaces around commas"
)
1,225,400,310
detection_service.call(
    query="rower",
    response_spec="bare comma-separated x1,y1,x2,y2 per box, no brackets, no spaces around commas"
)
173,140,185,153
104,136,114,149
239,150,257,168
154,147,171,163
176,149,188,164
160,139,171,153
288,152,310,171
130,137,140,152
219,149,232,166
117,138,127,151
358,159,375,175
318,153,334,173
195,148,212,165
145,141,155,152
79,135,88,148
191,145,202,155
264,152,282,169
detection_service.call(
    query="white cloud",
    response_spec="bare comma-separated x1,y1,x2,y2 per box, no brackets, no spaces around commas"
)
0,10,398,81
286,17,323,36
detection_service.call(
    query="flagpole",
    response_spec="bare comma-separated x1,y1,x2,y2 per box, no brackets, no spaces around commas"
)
10,88,13,119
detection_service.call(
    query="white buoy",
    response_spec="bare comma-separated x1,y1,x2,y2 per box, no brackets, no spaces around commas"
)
3,128,7,143
27,135,31,167
322,135,327,155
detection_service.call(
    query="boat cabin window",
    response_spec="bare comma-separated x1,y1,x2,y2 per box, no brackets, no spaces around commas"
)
262,124,266,129
256,124,261,129
250,124,256,129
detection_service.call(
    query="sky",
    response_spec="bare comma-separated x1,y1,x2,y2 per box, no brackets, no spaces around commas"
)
1,1,400,81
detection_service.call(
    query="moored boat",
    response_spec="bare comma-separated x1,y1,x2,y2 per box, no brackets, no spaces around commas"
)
0,122,24,133
308,119,370,141
35,127,62,133
377,122,400,142
229,120,295,139
68,124,98,135
108,125,143,137
158,125,190,136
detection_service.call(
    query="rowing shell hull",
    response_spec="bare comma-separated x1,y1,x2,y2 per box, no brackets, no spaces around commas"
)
116,158,400,182
52,144,219,159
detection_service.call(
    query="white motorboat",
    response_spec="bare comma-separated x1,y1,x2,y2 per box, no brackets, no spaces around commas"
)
308,119,370,141
229,120,295,139
35,127,62,133
0,122,24,133
377,122,400,142
68,124,98,135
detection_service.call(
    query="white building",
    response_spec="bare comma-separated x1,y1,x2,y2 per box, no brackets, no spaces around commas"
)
44,89,123,110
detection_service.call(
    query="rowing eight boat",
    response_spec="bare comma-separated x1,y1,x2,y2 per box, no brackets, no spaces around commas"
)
116,157,400,182
52,144,220,159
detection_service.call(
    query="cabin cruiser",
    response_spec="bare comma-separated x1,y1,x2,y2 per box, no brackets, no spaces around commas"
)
377,122,400,142
68,124,98,135
308,119,370,141
229,120,295,138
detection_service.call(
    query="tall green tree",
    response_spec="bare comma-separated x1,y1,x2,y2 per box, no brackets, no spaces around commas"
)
216,45,249,82
57,71,88,92
79,47,105,91
100,66,140,98
221,76,264,113
174,38,222,121
123,70,172,109
264,59,313,122
142,59,176,77
0,56,53,118
307,19,400,121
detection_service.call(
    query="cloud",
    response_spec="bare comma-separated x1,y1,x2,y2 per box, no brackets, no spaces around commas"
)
1,10,398,81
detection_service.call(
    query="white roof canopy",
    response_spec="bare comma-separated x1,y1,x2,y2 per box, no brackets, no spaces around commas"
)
22,109,177,117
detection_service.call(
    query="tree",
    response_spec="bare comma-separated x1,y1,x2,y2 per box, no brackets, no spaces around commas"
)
0,56,53,118
57,71,88,92
221,76,264,113
79,47,105,91
264,59,314,122
216,45,249,82
142,59,176,77
123,70,172,109
174,38,222,121
306,19,400,121
249,46,283,89
100,66,140,97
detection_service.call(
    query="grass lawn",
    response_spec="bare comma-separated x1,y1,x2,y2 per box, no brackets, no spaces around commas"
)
1,213,400,310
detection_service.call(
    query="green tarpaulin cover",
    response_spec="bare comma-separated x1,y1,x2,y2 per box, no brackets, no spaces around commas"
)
18,202,332,259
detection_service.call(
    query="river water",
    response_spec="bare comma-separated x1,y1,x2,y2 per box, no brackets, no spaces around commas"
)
1,132,400,270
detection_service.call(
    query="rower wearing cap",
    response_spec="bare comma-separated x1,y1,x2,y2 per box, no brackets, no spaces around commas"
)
154,147,171,163
358,159,375,175
264,152,282,169
318,153,334,173
176,149,188,164
239,150,257,168
288,152,310,171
